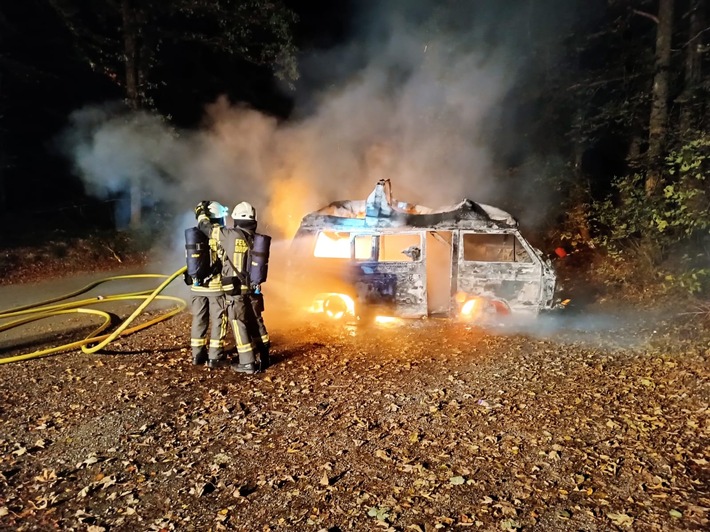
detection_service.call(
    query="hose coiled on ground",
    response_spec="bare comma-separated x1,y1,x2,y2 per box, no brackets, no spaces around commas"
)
0,267,187,364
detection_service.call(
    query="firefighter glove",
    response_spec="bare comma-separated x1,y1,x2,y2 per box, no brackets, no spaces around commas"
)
183,272,193,285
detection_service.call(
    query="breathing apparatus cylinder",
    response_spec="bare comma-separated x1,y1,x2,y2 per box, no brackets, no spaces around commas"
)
249,233,271,285
185,227,211,284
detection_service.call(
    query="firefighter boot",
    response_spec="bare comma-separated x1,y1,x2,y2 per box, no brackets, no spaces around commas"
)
259,350,271,371
192,349,208,365
231,362,259,375
207,358,228,369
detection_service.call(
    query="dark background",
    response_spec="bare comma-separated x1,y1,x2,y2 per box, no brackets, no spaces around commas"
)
0,0,353,228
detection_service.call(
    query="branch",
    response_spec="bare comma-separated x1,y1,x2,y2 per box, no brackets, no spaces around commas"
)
685,25,710,46
632,9,659,24
566,72,646,92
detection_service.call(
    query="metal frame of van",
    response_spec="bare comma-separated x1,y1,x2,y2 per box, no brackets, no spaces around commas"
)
289,181,558,322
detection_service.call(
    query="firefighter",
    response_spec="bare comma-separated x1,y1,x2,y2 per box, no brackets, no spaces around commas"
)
189,201,230,368
194,201,268,374
232,202,271,370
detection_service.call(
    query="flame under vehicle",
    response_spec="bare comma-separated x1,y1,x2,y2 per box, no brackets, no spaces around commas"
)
290,180,557,323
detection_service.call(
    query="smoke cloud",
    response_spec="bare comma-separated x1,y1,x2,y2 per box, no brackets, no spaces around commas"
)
61,1,594,238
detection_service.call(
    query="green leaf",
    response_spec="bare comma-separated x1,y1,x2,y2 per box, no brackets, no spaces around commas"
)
367,506,390,522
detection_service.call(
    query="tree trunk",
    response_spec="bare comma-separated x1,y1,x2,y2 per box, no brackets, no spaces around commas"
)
122,0,142,228
679,0,705,137
645,0,674,196
570,112,590,242
0,71,5,215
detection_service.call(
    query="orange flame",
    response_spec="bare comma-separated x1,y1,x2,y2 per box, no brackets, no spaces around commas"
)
308,293,356,319
266,177,313,239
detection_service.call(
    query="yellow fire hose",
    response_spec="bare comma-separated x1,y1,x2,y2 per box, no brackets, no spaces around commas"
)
0,267,188,364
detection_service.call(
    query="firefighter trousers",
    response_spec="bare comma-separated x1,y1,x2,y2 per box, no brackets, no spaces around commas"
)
190,292,228,361
227,295,261,366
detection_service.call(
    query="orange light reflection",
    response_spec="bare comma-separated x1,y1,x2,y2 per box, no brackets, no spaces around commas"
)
374,315,403,326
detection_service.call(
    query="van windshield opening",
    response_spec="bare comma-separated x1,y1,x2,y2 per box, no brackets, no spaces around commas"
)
313,231,351,258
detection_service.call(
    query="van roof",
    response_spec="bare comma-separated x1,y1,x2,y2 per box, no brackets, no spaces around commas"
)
297,180,518,232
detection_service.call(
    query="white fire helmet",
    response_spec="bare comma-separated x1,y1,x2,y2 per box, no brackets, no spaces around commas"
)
231,201,257,221
208,201,229,220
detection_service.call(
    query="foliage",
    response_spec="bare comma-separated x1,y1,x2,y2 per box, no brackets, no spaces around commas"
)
590,134,710,294
169,0,299,82
49,0,299,108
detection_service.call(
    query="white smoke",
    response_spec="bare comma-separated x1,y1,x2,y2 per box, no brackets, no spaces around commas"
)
59,2,538,235
60,1,593,238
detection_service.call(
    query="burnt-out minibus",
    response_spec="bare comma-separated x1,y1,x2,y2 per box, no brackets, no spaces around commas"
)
289,180,558,323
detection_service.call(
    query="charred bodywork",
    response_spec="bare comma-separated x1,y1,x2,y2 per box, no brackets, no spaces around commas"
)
290,180,557,322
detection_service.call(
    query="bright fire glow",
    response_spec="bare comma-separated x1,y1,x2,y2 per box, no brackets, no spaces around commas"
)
460,297,485,321
461,298,478,316
267,177,314,239
313,232,373,259
454,291,468,304
374,315,403,326
314,232,351,258
308,293,356,319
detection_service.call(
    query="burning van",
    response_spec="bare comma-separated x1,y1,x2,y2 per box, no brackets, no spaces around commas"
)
289,180,557,323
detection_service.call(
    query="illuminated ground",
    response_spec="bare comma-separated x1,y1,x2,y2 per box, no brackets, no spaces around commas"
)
1,303,708,530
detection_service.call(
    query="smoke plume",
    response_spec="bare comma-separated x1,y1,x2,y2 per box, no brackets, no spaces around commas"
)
60,1,595,238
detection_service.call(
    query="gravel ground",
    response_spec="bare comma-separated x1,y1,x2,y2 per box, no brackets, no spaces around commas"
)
0,235,708,531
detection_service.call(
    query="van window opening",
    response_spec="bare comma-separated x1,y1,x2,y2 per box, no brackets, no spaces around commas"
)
379,233,421,262
354,235,373,260
462,233,532,263
313,231,422,262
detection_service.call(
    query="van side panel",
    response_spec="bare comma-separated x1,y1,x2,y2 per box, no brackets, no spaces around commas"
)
351,263,427,318
456,231,545,313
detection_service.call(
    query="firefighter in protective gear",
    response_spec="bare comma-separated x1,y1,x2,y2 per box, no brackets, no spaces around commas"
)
232,202,271,369
197,201,269,374
190,201,229,368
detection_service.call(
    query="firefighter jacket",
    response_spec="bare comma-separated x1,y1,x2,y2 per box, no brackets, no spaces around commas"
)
198,218,253,296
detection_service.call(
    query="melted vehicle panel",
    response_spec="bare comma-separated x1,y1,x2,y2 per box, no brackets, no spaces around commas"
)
350,232,427,318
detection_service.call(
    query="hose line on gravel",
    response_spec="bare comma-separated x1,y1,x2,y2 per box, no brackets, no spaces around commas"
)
0,267,188,364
